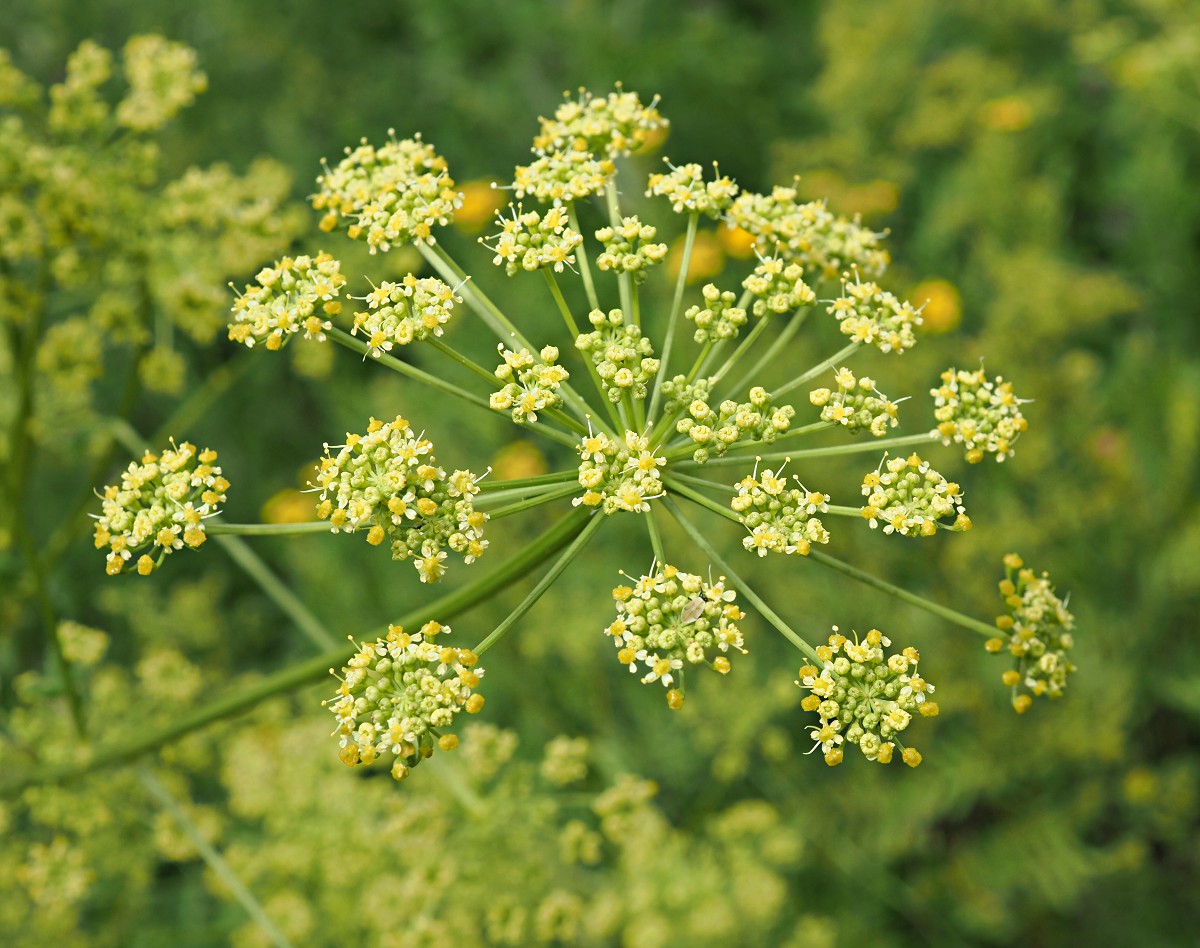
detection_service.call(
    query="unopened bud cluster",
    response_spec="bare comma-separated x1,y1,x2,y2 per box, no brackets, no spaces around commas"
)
575,308,660,402
594,216,668,283
797,628,938,767
574,430,664,513
605,564,747,709
490,345,569,423
645,161,738,218
352,274,460,357
484,204,582,276
314,415,487,582
325,620,484,781
742,254,815,318
829,276,922,353
93,440,227,576
313,133,460,251
860,453,969,536
685,283,747,344
932,366,1029,463
728,186,889,280
986,554,1076,712
733,467,830,556
810,366,900,436
228,252,345,350
668,380,795,463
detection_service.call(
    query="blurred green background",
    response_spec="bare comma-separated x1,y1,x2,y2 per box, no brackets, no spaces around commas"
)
2,1,1198,945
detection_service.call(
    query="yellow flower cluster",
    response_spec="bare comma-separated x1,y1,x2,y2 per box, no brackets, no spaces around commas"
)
351,274,460,357
732,466,831,556
326,620,484,781
860,453,970,536
646,160,739,218
797,628,938,767
828,274,922,353
932,366,1029,463
605,564,747,709
574,430,665,514
483,204,582,276
986,554,1076,712
594,216,668,283
93,440,228,576
741,254,816,318
810,366,901,436
228,251,346,350
490,345,570,423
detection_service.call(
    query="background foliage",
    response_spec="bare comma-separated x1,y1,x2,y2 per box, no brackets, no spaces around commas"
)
2,1,1197,945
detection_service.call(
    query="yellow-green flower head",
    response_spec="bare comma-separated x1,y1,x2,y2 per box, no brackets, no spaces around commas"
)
575,308,660,403
986,554,1076,712
594,216,668,285
512,148,612,204
932,366,1030,463
646,160,739,219
313,415,488,582
115,35,208,133
490,344,569,423
860,453,970,536
93,440,228,577
685,283,748,344
796,627,938,767
312,132,461,251
228,251,346,351
742,253,816,318
47,40,113,134
828,274,921,353
728,186,890,281
352,274,460,357
733,465,831,556
605,562,747,708
573,429,665,514
668,378,795,464
809,366,902,436
325,620,484,781
533,85,667,159
482,203,583,276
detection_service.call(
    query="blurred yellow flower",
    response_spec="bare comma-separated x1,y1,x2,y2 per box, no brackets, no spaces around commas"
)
980,97,1033,132
667,230,724,284
261,488,315,524
636,122,670,155
911,279,961,333
795,169,898,218
454,179,504,233
717,224,757,259
492,440,548,480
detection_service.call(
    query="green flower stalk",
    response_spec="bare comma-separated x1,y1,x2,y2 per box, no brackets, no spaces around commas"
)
77,83,1076,782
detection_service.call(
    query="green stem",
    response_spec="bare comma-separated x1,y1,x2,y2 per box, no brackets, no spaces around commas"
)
679,431,936,469
823,505,864,518
807,549,998,639
477,481,579,518
667,470,732,497
605,179,633,321
645,508,667,565
2,508,591,796
724,306,810,397
207,521,330,537
661,497,819,662
709,316,771,387
472,511,604,656
566,203,601,313
772,341,861,399
138,768,295,948
476,470,579,493
545,270,623,433
647,212,699,419
544,268,583,340
428,336,504,387
212,534,338,650
664,475,736,522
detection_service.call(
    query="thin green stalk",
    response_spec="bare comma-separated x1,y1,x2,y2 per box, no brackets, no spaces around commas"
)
823,505,864,517
678,431,937,469
2,508,591,796
476,470,579,493
428,336,504,387
807,549,998,639
138,768,295,948
213,534,338,650
661,496,818,662
709,316,771,387
663,420,832,463
565,203,601,312
666,470,733,497
207,521,330,537
772,340,861,399
542,408,591,438
724,306,811,398
645,508,667,565
472,511,604,656
664,475,736,522
545,269,623,433
477,481,580,518
604,179,633,321
647,212,699,419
